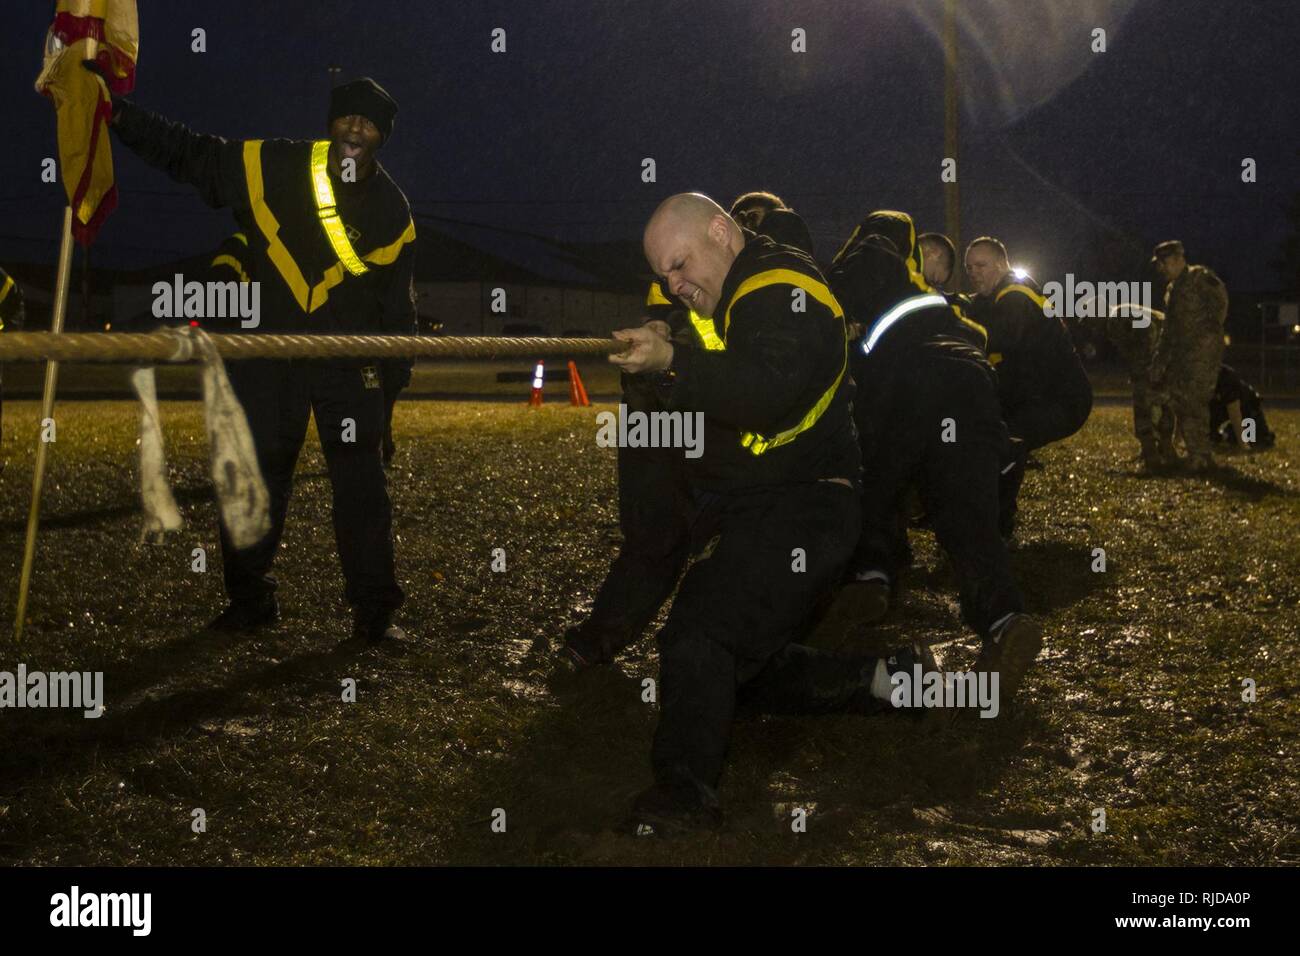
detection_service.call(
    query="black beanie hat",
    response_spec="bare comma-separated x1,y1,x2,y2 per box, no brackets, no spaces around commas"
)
328,77,398,145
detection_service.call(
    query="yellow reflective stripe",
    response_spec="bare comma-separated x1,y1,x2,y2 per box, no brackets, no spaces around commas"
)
722,268,843,338
832,223,861,265
310,141,368,277
950,300,988,347
0,275,15,331
693,269,847,455
958,314,988,347
232,232,247,245
243,141,406,315
876,210,926,289
321,216,368,275
834,213,928,292
988,352,1003,366
211,254,249,282
689,310,725,350
996,283,1047,310
743,341,846,455
244,140,314,311
871,210,920,276
363,219,416,265
244,142,346,312
310,142,335,209
646,281,671,307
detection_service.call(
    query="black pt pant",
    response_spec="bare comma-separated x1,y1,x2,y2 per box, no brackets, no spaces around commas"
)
651,480,863,791
999,358,1093,532
583,371,692,645
852,342,1022,635
218,359,404,617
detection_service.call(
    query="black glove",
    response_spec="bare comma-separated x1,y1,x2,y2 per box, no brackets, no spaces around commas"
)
80,59,123,120
380,358,414,393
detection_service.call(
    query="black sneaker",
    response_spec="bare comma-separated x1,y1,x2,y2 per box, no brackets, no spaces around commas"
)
848,642,950,726
885,642,940,682
805,578,890,650
207,596,279,633
627,775,723,838
560,621,635,670
885,642,955,728
351,611,405,645
974,614,1043,709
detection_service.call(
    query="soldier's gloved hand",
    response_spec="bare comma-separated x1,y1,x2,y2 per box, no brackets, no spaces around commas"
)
80,59,123,122
380,358,414,391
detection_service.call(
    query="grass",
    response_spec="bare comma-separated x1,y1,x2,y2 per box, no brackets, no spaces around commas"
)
0,398,1297,865
0,358,626,398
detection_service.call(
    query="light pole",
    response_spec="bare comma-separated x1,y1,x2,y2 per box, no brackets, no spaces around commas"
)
943,0,961,288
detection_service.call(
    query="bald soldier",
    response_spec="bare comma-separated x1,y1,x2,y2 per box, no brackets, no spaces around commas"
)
965,237,1092,539
564,190,814,669
609,193,938,834
1150,240,1230,472
919,232,958,291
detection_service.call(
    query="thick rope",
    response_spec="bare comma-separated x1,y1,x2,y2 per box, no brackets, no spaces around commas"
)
0,331,632,364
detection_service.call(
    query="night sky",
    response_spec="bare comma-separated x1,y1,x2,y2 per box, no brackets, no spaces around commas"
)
2,0,1297,291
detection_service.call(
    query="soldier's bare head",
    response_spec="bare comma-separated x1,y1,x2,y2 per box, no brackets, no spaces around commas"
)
919,232,957,290
730,190,787,232
644,193,744,317
965,236,1009,296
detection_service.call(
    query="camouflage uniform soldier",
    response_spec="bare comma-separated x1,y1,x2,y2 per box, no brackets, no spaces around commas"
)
1103,305,1174,468
1150,241,1229,471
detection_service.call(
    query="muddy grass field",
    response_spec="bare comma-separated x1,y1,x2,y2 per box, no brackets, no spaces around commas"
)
1,398,1297,866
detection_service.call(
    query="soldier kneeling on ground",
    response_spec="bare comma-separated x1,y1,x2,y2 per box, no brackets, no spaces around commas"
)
1210,363,1275,450
817,218,1042,710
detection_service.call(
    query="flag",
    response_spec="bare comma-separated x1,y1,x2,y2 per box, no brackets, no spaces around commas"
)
34,1,139,245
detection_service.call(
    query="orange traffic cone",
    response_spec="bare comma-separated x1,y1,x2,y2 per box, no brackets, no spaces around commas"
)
528,360,545,407
567,361,590,407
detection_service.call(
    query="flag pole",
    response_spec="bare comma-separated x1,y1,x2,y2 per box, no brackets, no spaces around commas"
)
13,205,75,642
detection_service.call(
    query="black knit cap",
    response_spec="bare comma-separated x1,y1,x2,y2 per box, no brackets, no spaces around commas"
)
328,77,398,144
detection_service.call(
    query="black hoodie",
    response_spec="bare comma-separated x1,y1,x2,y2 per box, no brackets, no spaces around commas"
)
659,234,860,493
